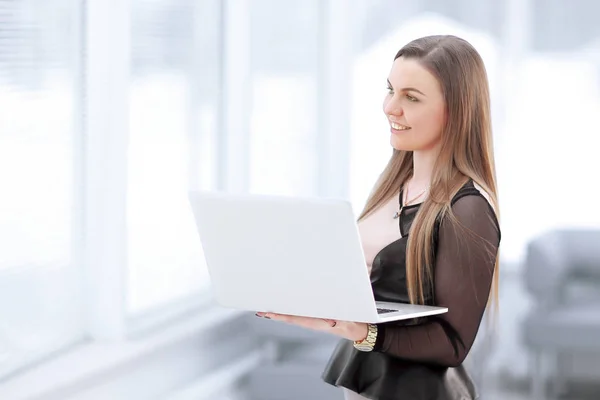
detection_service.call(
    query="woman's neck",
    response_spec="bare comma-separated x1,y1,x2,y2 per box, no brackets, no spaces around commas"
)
409,149,437,188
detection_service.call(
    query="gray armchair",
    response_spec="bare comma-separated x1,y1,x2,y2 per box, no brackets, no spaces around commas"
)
522,229,600,399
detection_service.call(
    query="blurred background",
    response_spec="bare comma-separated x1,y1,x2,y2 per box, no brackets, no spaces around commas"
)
0,0,599,399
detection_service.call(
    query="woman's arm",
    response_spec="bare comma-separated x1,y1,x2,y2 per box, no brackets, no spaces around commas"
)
373,194,500,367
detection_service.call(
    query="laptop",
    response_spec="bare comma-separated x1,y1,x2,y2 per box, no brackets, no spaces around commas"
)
188,190,448,323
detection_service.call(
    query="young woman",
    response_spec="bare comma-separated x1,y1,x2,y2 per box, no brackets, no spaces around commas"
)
257,35,501,400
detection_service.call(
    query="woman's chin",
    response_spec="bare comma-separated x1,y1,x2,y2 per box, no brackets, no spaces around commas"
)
390,136,413,151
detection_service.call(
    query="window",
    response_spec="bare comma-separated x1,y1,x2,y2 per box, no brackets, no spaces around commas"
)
0,0,84,377
247,0,322,197
127,0,221,314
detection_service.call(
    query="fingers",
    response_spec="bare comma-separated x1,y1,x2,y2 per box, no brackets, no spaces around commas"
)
265,313,304,324
255,312,338,330
255,312,292,322
265,313,288,322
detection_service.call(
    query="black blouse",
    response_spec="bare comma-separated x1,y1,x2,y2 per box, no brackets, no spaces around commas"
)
321,180,501,400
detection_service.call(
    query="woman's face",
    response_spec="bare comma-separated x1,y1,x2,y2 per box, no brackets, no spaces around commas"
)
383,57,446,152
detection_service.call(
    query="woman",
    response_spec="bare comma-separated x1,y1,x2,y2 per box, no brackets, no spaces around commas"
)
257,35,501,400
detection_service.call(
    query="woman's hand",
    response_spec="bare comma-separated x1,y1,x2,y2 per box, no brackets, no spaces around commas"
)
255,312,369,342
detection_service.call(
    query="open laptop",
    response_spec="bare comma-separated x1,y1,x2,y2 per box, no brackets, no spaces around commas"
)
188,190,448,323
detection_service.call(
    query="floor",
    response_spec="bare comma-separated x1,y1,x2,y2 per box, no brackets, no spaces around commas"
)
482,388,600,400
480,376,600,400
236,377,600,400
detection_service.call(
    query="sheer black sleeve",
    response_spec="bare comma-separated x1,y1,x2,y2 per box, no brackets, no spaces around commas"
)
374,194,500,367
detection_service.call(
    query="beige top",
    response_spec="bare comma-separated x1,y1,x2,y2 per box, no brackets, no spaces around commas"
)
357,196,402,275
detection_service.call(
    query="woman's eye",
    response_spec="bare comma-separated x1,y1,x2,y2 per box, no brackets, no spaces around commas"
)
387,86,394,94
406,94,418,102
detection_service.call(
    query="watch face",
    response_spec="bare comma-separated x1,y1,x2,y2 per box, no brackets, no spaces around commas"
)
355,344,374,352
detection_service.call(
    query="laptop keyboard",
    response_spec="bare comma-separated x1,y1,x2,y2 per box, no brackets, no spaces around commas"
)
376,308,397,314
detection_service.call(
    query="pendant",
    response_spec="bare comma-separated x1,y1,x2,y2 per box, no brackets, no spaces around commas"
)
393,207,403,219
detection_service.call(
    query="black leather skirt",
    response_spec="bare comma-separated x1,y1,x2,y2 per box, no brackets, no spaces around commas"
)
321,340,478,400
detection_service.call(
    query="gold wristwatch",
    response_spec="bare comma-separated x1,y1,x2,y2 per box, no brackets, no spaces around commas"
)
353,323,378,352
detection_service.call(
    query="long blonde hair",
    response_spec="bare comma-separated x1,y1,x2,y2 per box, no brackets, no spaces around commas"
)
359,35,500,310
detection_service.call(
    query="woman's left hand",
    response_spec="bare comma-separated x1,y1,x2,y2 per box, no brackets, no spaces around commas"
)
255,312,368,342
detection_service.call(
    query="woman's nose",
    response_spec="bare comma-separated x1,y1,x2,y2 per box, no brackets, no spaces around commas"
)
384,99,404,117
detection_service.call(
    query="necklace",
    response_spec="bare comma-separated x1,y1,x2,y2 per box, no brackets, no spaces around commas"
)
393,185,429,219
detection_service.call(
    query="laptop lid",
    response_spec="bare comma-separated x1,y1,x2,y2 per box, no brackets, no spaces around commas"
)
188,190,380,322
